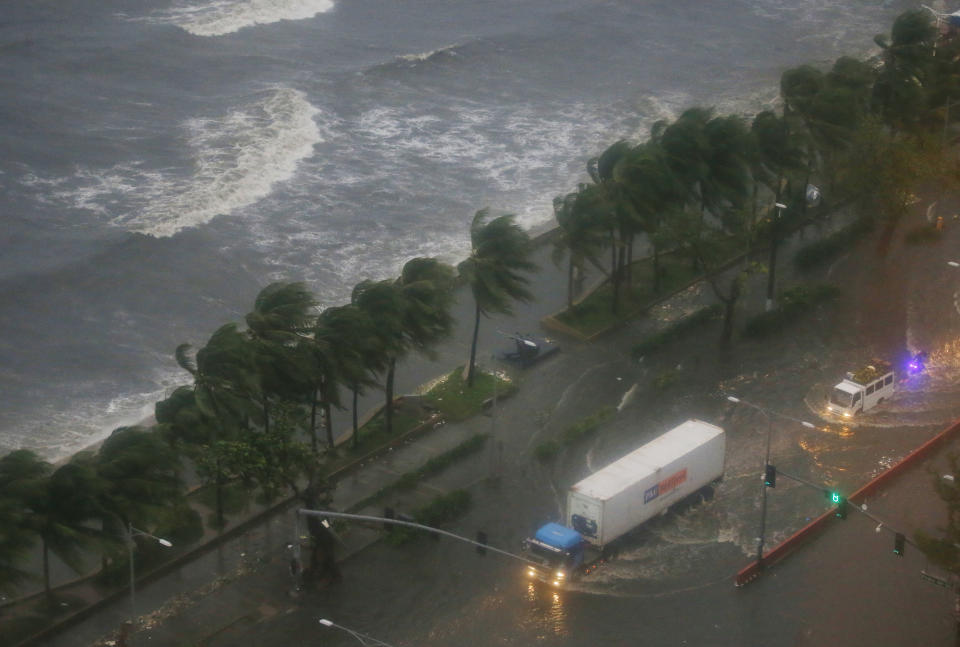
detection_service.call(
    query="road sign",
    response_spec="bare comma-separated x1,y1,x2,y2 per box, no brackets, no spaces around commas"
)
920,570,952,589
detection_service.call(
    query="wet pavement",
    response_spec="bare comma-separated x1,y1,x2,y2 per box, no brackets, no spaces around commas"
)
32,199,960,647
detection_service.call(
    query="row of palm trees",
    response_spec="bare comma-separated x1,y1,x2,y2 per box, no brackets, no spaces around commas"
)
1,6,954,608
0,210,535,601
550,9,959,341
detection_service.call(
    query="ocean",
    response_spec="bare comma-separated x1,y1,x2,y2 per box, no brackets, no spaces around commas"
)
0,0,913,460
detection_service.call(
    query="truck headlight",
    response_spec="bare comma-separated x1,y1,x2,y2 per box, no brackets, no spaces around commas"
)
552,580,560,587
843,412,851,418
527,568,536,577
555,570,565,579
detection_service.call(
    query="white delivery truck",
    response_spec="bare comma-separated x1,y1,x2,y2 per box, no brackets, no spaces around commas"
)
826,359,895,418
522,419,725,586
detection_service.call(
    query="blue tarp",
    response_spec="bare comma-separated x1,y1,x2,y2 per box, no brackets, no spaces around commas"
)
535,522,583,551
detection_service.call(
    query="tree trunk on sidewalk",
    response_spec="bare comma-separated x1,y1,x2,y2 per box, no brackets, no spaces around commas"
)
466,302,481,387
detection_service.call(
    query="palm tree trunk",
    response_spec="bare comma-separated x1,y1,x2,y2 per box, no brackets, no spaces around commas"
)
322,399,334,450
309,391,320,454
385,358,396,435
652,244,661,293
467,302,481,387
351,387,359,449
42,540,51,607
720,276,741,345
766,239,778,311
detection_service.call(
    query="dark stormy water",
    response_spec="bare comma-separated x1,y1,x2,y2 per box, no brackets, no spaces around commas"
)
0,0,917,459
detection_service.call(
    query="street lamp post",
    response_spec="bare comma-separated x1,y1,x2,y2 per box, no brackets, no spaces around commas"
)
319,618,396,647
726,395,815,566
127,523,172,625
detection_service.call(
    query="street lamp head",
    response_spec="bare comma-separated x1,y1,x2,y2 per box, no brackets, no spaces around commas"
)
158,539,173,548
801,421,816,429
319,619,334,627
774,202,787,210
726,395,741,403
949,261,960,268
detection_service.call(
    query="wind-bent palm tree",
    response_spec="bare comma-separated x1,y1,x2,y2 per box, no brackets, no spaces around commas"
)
751,109,806,309
176,323,254,529
552,188,608,307
314,304,383,449
245,282,318,437
0,451,44,594
0,451,103,606
349,258,456,436
94,426,183,568
616,140,685,293
588,140,644,312
458,208,536,387
351,279,407,436
397,257,456,358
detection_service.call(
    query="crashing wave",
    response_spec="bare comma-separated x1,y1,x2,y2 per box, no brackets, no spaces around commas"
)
155,0,334,37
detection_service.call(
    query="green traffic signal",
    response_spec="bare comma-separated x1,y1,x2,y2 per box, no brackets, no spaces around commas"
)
830,491,840,504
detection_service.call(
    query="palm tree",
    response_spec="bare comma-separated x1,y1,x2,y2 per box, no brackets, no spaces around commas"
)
355,258,455,437
94,427,183,568
750,110,806,309
176,323,254,529
458,208,536,387
588,141,644,312
397,257,456,357
616,140,686,293
314,304,383,449
552,188,608,307
873,9,937,133
351,279,407,436
0,451,44,595
244,282,318,437
0,451,103,606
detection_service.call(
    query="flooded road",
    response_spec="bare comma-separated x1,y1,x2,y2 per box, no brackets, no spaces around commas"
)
191,210,960,646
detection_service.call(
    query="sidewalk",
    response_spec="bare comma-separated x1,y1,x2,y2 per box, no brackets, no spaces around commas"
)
6,210,862,646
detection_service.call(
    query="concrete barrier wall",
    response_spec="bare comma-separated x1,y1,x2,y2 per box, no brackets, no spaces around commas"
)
736,416,960,586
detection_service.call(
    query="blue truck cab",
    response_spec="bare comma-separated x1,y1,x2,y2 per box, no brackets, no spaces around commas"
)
521,522,586,585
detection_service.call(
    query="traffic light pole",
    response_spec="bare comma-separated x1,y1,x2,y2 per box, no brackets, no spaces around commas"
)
295,509,539,566
726,396,816,567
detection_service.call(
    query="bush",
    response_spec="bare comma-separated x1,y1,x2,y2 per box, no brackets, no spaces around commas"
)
533,440,561,463
794,218,874,270
560,406,616,445
903,224,942,244
385,489,472,545
652,369,681,390
742,283,841,339
632,305,722,358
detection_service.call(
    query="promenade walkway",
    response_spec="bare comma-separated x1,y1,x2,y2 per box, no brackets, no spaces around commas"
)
9,201,941,646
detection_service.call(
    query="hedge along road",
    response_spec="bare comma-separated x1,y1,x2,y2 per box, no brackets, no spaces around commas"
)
132,195,960,647
54,203,960,647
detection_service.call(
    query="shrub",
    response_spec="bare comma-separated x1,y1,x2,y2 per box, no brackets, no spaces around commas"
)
794,218,874,270
632,305,722,358
560,406,616,445
903,224,942,244
385,489,472,545
533,440,561,463
742,283,841,339
652,369,681,390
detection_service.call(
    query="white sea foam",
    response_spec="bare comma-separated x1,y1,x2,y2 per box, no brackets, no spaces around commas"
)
45,88,322,237
395,43,461,63
154,0,334,37
1,366,186,462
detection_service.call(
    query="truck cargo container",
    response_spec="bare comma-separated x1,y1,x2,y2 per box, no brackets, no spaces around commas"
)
522,419,725,585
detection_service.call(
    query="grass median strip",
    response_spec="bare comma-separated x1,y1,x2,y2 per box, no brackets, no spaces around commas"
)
347,433,489,513
534,406,616,462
